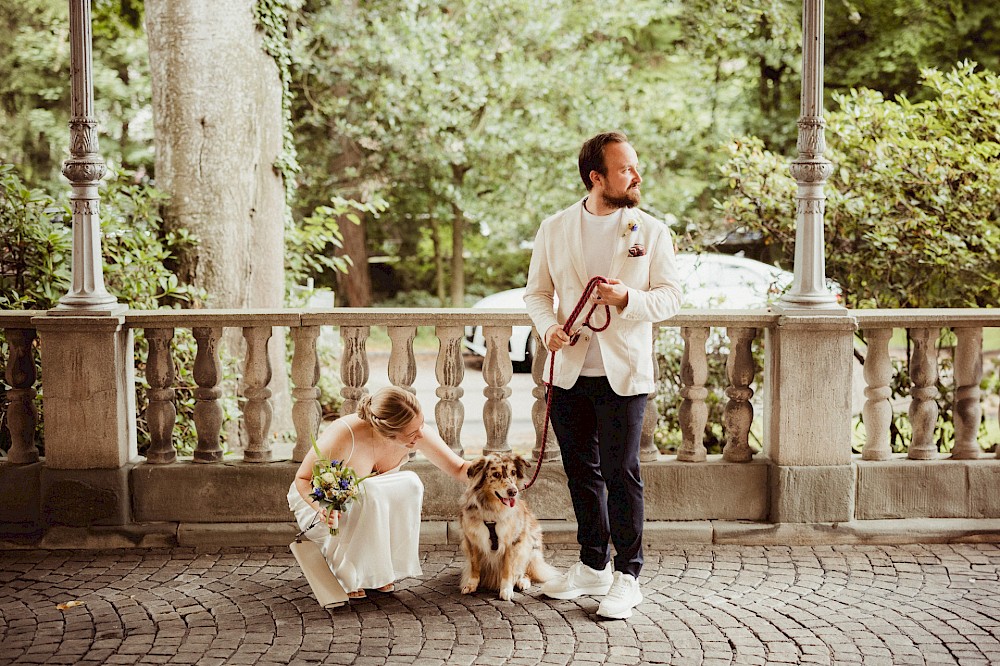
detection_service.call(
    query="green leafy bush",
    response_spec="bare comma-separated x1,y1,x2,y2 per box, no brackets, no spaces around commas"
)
0,165,238,457
716,62,1000,454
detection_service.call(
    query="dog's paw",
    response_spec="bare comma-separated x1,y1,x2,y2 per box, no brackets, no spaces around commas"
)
498,585,515,601
460,578,479,595
516,576,531,592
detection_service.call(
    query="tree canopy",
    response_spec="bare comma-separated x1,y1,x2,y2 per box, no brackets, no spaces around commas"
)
718,62,1000,309
1,0,999,309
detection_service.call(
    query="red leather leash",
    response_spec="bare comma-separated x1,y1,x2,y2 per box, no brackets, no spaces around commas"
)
523,276,611,491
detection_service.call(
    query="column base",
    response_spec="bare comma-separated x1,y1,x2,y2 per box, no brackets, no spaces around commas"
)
770,463,855,523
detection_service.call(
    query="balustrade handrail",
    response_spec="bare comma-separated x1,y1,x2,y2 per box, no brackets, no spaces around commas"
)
120,306,781,329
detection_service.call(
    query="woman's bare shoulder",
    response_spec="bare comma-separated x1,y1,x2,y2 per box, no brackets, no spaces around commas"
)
317,416,364,459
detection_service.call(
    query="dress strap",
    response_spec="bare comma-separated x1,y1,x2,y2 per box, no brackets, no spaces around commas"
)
341,420,356,465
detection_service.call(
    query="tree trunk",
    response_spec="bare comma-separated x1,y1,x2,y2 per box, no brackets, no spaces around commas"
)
449,164,469,307
450,201,465,307
432,216,446,306
145,0,292,440
335,214,372,306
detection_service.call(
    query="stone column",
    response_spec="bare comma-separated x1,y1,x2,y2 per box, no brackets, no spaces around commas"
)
290,326,321,463
677,326,709,463
143,328,177,464
779,0,839,310
339,326,370,416
31,314,137,526
435,325,466,456
764,315,857,523
951,327,983,460
55,0,119,313
764,0,857,524
4,328,40,464
482,325,513,454
860,328,893,461
19,1,138,530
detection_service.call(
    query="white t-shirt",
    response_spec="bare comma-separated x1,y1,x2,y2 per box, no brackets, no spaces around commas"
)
579,201,623,377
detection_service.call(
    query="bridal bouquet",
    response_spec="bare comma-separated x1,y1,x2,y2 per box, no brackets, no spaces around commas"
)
310,440,367,535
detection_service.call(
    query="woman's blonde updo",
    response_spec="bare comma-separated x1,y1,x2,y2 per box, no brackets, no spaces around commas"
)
356,387,422,439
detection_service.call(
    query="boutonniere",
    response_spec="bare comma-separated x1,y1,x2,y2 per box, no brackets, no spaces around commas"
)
621,215,642,238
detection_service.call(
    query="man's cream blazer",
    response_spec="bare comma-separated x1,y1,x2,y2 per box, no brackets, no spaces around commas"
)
524,198,682,396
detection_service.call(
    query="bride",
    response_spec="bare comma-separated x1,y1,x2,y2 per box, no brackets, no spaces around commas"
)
288,386,470,599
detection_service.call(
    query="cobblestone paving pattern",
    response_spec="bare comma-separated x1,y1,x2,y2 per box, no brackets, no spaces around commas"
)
1,543,999,665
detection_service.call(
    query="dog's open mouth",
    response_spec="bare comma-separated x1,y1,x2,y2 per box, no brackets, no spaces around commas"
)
495,491,517,508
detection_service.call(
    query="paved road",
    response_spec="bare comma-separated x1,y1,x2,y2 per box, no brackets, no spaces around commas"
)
2,542,999,665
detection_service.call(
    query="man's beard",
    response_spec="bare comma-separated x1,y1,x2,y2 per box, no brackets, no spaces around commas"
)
601,184,640,209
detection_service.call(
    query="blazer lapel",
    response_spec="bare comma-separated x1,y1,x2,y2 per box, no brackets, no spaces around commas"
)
564,199,589,285
606,210,632,280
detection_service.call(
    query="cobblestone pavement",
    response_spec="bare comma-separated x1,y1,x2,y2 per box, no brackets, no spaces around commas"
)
2,543,999,665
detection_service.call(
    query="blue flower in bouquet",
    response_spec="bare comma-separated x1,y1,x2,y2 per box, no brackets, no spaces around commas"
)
310,439,368,535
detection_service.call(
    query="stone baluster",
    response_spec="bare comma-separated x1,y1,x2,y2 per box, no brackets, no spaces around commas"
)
951,327,982,459
861,328,893,461
723,327,758,463
435,325,465,456
530,329,559,462
241,326,273,462
144,328,176,464
482,325,513,454
387,326,417,394
908,327,939,460
192,327,224,463
677,326,709,462
290,326,321,462
339,326,370,417
4,329,39,464
639,324,661,462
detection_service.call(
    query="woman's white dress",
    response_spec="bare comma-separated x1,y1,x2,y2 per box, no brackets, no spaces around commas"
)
287,426,424,593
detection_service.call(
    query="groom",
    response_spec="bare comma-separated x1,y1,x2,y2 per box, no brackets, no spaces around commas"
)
523,131,682,619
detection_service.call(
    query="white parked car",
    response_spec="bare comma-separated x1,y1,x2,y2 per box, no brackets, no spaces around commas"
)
463,253,800,372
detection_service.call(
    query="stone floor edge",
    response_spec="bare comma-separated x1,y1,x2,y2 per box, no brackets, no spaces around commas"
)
3,518,1000,550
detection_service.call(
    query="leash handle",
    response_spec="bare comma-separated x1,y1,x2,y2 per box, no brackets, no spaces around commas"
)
523,276,610,491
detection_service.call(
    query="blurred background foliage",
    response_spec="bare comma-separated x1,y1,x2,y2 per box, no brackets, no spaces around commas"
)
3,0,997,307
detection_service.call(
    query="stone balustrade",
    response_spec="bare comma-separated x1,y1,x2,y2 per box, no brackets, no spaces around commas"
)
5,308,773,466
7,308,1000,465
5,307,1000,543
855,310,1000,461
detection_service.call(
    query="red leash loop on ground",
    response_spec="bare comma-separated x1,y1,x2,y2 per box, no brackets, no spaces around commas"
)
523,276,610,491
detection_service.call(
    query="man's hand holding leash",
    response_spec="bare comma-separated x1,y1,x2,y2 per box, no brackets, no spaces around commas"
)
592,278,628,309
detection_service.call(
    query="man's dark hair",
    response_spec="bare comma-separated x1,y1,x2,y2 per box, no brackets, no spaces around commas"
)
578,131,629,191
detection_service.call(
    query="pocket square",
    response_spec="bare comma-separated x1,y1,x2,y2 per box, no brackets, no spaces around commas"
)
628,244,646,257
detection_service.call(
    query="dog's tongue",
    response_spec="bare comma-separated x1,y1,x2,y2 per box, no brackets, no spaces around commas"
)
503,497,516,508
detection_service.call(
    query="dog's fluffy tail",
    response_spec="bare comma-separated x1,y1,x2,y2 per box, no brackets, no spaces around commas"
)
528,553,558,583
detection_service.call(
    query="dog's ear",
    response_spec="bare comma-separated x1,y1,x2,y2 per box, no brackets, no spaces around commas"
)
467,458,487,481
512,454,531,480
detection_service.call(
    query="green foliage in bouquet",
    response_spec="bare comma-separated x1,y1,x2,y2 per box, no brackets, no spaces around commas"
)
308,438,369,535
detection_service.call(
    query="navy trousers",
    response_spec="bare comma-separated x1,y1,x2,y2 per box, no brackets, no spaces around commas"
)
549,376,647,578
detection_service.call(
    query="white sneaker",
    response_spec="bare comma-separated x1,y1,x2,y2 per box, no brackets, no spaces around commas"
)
596,572,643,619
540,561,613,600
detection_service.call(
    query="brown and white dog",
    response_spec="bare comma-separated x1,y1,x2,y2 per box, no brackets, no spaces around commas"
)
459,453,556,600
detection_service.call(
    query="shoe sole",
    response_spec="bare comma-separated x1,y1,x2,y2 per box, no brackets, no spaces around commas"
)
596,593,643,620
542,583,613,600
